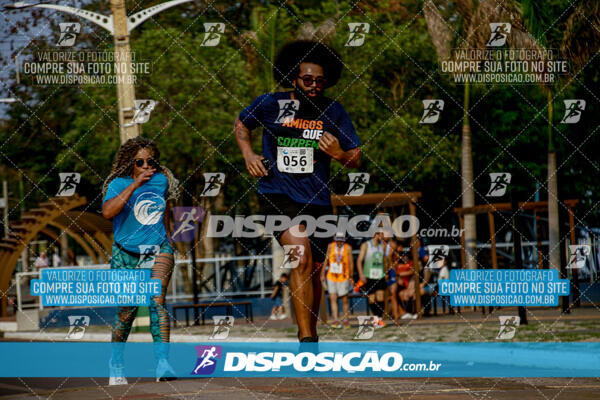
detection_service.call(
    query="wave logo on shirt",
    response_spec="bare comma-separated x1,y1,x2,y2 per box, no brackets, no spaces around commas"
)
133,192,165,225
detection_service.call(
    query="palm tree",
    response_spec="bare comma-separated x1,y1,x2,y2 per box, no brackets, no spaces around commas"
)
520,0,600,274
423,0,539,269
423,0,477,269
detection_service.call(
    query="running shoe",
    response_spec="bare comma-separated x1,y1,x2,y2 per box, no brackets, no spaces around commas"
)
299,336,319,342
371,316,379,327
343,320,350,329
278,313,287,320
401,313,413,320
108,360,128,386
331,320,342,329
269,314,278,320
155,359,177,382
376,318,386,328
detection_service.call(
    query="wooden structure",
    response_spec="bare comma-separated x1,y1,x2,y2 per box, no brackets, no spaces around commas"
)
454,199,579,270
0,195,113,316
329,192,424,318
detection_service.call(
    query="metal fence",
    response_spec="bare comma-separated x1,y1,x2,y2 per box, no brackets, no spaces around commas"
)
14,237,600,312
15,254,275,311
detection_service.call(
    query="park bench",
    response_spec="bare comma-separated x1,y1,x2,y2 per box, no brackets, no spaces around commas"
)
172,300,253,327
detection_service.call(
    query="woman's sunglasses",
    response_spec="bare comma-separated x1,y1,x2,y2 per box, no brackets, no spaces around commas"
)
134,158,159,168
298,75,327,88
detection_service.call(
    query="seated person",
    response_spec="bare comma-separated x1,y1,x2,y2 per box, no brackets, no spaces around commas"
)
393,244,418,320
397,251,429,314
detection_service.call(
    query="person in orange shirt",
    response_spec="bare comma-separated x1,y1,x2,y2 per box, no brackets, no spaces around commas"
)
320,232,354,329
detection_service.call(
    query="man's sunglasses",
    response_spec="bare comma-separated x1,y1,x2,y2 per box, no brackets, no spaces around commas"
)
298,75,327,88
134,158,159,168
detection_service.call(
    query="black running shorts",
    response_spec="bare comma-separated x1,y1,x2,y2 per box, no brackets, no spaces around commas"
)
365,278,387,294
258,192,332,263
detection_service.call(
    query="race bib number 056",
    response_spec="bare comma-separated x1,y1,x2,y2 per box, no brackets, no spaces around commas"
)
277,147,313,174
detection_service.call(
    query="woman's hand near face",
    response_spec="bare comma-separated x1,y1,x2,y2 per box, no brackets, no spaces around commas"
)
133,168,155,189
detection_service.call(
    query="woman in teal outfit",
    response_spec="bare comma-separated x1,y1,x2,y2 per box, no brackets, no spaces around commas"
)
102,136,180,384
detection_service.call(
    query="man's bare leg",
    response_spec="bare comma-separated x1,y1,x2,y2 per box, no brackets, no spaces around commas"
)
310,263,322,337
329,291,339,321
281,229,314,340
341,294,349,322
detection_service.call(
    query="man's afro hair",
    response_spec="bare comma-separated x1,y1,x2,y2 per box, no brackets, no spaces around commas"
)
273,40,343,89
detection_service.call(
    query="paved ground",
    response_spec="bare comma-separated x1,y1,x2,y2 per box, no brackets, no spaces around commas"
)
1,377,600,399
6,306,599,342
1,306,598,398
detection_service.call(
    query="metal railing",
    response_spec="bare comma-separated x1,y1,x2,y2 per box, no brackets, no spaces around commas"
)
14,239,599,312
15,254,275,311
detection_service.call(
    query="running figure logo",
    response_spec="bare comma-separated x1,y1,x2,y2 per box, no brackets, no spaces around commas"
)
201,173,225,197
172,207,205,242
486,23,511,47
281,245,305,269
496,316,520,340
567,245,591,269
275,99,300,124
192,345,222,375
200,23,225,46
210,316,234,340
125,99,157,126
561,100,586,124
346,23,370,47
486,172,511,197
56,23,80,47
354,316,376,340
137,245,160,268
65,315,89,340
425,245,449,269
346,172,370,196
56,172,81,196
419,100,444,124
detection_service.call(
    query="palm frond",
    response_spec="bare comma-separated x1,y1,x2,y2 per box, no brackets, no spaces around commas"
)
314,19,337,44
297,22,316,41
561,0,600,72
455,0,474,28
467,0,529,49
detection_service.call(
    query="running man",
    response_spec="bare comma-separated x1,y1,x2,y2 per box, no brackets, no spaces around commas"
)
346,23,368,46
201,174,224,196
487,172,510,196
357,231,387,328
235,40,361,342
201,24,221,46
320,232,354,329
420,100,443,123
57,173,78,195
561,100,584,123
171,208,199,239
487,23,509,45
346,172,368,195
194,346,218,373
102,137,180,384
57,23,77,46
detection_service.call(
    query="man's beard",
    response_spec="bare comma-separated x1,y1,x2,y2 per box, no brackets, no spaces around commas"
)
294,86,329,118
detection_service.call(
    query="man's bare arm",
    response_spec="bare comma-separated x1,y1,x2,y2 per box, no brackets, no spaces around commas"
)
318,132,362,169
234,118,267,177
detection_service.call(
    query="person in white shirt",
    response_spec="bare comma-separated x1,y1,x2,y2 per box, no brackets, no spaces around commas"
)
52,251,61,267
34,252,49,269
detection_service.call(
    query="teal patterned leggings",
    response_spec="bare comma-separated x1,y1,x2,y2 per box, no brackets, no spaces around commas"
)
110,241,174,361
